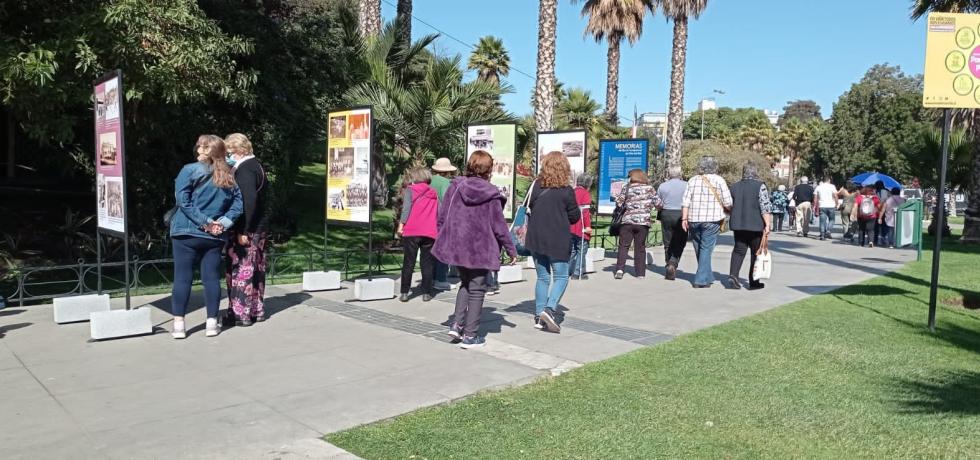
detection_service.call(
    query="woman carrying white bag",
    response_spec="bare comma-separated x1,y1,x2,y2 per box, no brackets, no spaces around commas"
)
727,164,773,290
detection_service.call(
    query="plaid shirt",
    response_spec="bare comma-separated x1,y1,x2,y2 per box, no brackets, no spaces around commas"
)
682,174,733,223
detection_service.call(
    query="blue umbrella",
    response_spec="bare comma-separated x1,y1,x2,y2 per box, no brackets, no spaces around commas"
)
850,172,902,190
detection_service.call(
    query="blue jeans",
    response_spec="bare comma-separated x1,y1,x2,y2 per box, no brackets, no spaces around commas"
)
689,222,720,286
882,224,894,246
434,260,449,284
171,236,225,318
819,207,835,236
532,253,569,316
569,235,587,277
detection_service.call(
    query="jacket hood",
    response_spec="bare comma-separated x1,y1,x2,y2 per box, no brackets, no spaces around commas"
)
454,176,505,206
408,182,437,201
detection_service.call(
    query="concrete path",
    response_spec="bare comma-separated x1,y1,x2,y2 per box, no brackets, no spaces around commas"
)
0,231,915,459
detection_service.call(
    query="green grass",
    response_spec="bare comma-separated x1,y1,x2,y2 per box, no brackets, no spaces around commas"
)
327,238,980,458
949,216,965,225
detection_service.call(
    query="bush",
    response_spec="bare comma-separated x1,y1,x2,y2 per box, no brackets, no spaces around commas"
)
681,140,775,186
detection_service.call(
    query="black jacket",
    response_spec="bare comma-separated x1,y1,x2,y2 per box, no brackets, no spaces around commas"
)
525,184,580,262
233,159,268,233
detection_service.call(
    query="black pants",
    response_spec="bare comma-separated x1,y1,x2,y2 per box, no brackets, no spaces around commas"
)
874,221,884,246
773,213,785,232
730,230,763,284
858,218,875,247
400,236,435,294
171,236,225,318
659,210,687,267
453,268,488,337
616,224,649,277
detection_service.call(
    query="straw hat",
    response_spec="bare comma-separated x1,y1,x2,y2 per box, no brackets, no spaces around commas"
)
432,157,457,172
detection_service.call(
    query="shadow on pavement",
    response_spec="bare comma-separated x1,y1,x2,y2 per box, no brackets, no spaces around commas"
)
0,322,31,338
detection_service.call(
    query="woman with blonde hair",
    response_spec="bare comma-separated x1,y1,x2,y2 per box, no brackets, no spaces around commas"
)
224,133,269,327
170,135,242,339
397,166,439,302
525,151,580,333
613,169,659,279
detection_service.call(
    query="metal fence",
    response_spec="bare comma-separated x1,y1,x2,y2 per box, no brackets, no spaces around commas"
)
1,248,405,307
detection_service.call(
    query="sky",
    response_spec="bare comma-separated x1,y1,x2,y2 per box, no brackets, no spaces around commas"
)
380,0,928,121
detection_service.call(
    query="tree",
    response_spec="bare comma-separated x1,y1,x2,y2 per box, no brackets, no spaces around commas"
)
777,118,817,186
554,87,623,174
806,64,928,184
911,0,980,243
468,36,511,86
396,0,412,47
681,140,774,186
681,107,771,141
912,127,974,235
778,99,822,127
346,22,512,180
534,0,558,132
358,0,381,38
578,0,653,123
660,0,710,171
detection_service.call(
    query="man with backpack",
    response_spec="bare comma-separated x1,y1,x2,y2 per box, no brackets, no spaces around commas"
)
851,185,881,248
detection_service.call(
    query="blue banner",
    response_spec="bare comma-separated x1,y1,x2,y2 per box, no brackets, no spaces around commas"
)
598,139,649,214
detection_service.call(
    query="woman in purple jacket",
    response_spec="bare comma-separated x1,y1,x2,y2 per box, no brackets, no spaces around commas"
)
432,150,517,349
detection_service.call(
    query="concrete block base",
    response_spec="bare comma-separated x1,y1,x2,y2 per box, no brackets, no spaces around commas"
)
353,278,395,301
302,271,342,291
588,247,606,262
646,250,659,266
525,257,536,269
584,257,596,274
90,308,153,340
497,265,525,284
53,294,110,324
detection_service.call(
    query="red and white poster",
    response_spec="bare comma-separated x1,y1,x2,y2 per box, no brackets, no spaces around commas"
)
94,72,126,235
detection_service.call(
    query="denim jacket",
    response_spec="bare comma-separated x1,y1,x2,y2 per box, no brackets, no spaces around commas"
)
169,162,243,241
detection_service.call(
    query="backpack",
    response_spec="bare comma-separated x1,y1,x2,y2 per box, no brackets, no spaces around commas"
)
858,195,876,218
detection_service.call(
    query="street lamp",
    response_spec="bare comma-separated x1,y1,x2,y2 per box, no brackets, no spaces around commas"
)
700,89,725,141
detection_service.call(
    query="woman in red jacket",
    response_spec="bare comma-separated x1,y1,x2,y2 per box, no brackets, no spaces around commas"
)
569,174,593,279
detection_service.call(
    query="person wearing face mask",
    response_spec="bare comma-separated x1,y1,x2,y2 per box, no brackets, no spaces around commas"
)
170,135,242,339
223,133,269,327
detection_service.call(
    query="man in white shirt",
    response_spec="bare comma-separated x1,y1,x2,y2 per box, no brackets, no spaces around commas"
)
814,176,839,241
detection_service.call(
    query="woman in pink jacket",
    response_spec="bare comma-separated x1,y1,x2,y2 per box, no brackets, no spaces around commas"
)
397,167,439,302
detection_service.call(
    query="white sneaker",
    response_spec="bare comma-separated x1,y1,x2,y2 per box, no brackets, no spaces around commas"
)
205,317,220,337
172,319,186,339
433,281,452,291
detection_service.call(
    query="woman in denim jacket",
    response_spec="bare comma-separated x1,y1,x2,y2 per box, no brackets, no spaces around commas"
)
169,135,243,339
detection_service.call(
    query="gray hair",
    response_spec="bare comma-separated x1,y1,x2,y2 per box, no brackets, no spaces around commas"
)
742,163,759,181
575,173,594,189
697,156,719,175
667,166,682,179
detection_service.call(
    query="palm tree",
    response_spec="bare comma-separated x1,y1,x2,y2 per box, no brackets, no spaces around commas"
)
534,0,558,132
358,0,381,38
579,0,652,124
468,36,511,85
396,0,412,47
556,88,624,174
777,118,813,186
659,0,709,171
346,22,512,168
916,127,974,235
911,0,980,242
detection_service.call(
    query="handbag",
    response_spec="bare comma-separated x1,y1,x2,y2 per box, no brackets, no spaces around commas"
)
163,172,212,226
509,181,536,256
702,175,731,233
609,183,631,237
753,235,772,280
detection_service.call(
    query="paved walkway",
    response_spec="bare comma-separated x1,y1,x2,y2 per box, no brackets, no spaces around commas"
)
0,231,915,459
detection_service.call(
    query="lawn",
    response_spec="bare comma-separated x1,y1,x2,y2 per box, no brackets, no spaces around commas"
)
327,237,980,459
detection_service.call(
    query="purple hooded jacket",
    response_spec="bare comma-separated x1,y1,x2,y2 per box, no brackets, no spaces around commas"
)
432,176,517,271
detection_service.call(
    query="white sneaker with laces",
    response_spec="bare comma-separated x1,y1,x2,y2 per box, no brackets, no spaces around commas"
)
205,317,220,337
172,319,186,339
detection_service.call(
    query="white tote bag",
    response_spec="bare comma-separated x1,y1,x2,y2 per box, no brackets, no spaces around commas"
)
753,236,773,280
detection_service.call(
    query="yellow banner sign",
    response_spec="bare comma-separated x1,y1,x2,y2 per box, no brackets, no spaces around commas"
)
923,12,980,108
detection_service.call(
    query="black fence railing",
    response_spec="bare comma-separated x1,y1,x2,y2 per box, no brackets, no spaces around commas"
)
1,248,405,307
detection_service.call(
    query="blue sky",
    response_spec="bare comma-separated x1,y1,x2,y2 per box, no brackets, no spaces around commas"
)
381,0,928,121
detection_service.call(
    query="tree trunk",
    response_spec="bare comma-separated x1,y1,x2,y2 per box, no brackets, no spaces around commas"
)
605,38,620,125
788,151,796,187
665,17,688,170
396,0,412,48
358,0,381,38
962,109,980,243
533,0,557,134
5,109,14,180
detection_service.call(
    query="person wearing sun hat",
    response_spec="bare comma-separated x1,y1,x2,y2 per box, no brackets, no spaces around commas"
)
431,157,457,290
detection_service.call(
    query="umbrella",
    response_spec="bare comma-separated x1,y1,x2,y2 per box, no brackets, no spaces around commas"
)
850,172,902,190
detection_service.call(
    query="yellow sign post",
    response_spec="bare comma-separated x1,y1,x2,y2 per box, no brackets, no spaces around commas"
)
923,12,980,108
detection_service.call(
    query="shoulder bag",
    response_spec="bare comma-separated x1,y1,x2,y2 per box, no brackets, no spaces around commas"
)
703,175,731,233
163,172,212,227
509,181,536,256
609,183,631,237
